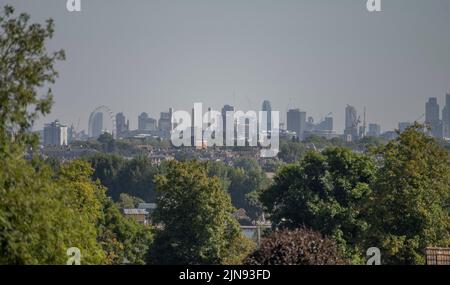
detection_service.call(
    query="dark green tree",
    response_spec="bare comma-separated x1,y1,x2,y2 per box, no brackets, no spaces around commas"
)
261,147,376,262
148,161,254,264
368,124,450,264
0,5,64,152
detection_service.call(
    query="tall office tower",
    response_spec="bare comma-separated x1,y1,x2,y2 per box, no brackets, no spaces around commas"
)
138,112,157,132
442,93,450,138
425,97,442,138
398,122,411,133
261,100,272,131
158,109,173,139
316,117,333,132
138,112,148,131
115,112,129,137
43,120,68,146
91,112,104,138
159,111,172,132
67,124,75,144
287,109,306,138
344,105,358,141
367,123,381,137
221,104,235,143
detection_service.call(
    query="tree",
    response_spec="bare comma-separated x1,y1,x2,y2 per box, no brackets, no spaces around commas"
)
244,228,348,265
229,157,268,221
278,139,307,163
96,194,153,265
116,193,144,209
113,156,158,202
0,157,105,264
261,147,376,262
368,124,450,264
0,5,64,152
147,161,254,265
88,153,124,193
97,133,117,153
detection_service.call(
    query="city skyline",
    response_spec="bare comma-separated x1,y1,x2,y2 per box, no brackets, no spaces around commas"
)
44,92,450,143
4,0,450,133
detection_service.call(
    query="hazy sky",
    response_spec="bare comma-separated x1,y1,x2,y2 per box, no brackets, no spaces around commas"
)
2,0,450,133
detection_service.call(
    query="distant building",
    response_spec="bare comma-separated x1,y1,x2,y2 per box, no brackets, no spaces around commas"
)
91,112,103,139
115,112,129,137
67,124,75,144
381,131,398,141
442,93,450,138
317,117,333,132
344,105,358,141
261,100,272,131
398,122,411,133
158,108,173,139
159,109,172,132
367,123,381,137
221,104,235,143
138,112,157,132
425,97,442,138
43,120,68,146
287,109,306,138
122,208,149,225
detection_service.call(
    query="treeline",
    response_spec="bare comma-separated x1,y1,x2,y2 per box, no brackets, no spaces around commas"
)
85,154,268,222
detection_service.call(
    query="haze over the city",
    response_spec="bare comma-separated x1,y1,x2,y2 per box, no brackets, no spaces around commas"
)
2,0,450,133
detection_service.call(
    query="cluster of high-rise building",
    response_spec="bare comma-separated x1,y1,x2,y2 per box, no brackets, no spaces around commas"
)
41,93,450,146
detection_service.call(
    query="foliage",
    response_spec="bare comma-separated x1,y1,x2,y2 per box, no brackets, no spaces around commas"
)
244,228,348,265
116,193,144,209
206,158,268,221
367,124,450,264
96,193,153,265
147,160,254,265
0,156,105,264
0,5,65,151
278,139,308,163
88,154,159,202
261,147,376,262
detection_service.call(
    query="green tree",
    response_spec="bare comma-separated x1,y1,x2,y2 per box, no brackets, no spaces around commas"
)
148,161,254,264
113,156,158,202
0,5,64,152
368,124,450,264
261,147,376,262
96,194,153,265
0,157,105,264
116,193,144,209
278,139,307,163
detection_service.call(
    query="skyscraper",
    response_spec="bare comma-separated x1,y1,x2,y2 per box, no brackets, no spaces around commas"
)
91,112,104,138
344,105,358,141
138,112,157,132
442,93,450,138
317,117,333,132
116,112,129,137
367,123,381,137
425,97,442,138
221,104,235,144
43,120,68,146
287,109,306,138
158,108,173,139
261,100,272,131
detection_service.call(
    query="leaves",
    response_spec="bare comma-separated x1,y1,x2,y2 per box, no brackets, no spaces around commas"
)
244,228,348,265
148,160,254,265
